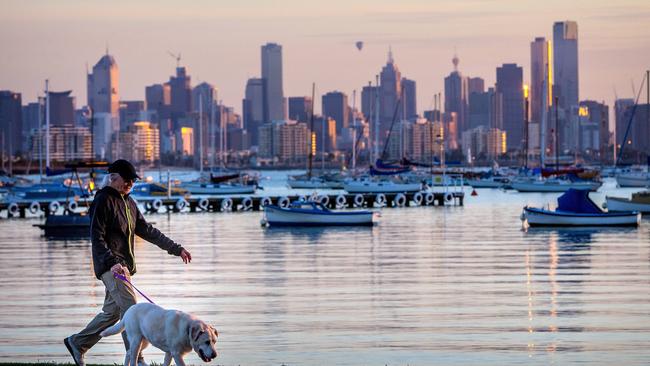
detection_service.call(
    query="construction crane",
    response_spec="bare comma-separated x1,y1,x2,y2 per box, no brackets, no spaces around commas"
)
167,51,181,68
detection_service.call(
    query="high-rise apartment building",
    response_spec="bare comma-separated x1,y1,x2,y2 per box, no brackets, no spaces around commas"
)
261,43,285,121
114,121,160,164
578,100,609,159
30,126,92,161
496,63,524,152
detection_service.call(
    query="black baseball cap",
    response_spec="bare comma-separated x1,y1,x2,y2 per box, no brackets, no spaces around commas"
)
108,159,141,181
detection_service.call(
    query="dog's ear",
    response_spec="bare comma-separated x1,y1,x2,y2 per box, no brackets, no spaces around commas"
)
190,322,202,343
210,325,219,338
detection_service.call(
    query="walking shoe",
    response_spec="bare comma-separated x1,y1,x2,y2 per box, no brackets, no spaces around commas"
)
64,336,86,366
137,357,149,366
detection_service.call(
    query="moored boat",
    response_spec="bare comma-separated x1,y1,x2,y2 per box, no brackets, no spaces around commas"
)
511,177,601,192
344,177,422,194
605,190,650,213
262,201,374,227
34,213,91,238
467,175,512,189
615,172,650,187
182,181,256,195
131,182,188,197
521,189,640,227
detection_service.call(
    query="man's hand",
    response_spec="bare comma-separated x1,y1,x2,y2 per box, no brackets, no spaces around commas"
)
110,263,127,276
180,248,192,264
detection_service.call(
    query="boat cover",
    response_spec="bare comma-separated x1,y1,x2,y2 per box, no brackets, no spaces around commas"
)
557,189,602,214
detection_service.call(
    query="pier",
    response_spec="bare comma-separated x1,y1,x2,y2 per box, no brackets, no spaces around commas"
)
0,191,464,218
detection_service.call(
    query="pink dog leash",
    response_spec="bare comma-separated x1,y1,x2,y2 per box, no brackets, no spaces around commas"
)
113,272,156,304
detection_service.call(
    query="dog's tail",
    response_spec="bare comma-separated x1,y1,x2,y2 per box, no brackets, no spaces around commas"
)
100,320,125,337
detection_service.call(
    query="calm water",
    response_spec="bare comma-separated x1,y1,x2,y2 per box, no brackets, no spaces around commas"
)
0,175,649,365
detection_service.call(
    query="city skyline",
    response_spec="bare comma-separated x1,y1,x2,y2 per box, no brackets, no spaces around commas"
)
1,0,649,118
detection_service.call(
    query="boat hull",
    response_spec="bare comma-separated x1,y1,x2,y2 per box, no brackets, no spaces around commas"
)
288,180,343,189
616,174,650,187
183,183,256,195
264,206,373,226
34,214,91,238
605,196,650,213
512,181,601,192
522,207,640,227
344,182,422,194
467,178,510,189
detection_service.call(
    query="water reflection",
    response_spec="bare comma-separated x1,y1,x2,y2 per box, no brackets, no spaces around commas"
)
261,225,374,241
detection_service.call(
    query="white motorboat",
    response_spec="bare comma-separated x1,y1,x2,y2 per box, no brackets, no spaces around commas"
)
182,182,256,195
287,174,344,189
605,190,650,213
344,179,422,194
615,172,650,187
262,201,374,227
521,189,640,227
511,178,601,192
467,176,512,189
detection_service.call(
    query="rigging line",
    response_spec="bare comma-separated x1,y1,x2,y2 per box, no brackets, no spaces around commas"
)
616,72,648,169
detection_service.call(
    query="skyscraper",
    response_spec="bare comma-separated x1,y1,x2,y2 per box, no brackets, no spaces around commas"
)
243,78,266,146
531,36,553,157
322,91,349,133
379,48,402,135
444,55,468,136
553,21,579,151
288,97,312,123
467,77,485,95
496,63,524,152
361,84,378,121
615,98,634,148
0,91,23,157
261,43,285,121
401,78,417,120
87,53,119,118
48,91,76,126
146,83,171,115
169,67,192,127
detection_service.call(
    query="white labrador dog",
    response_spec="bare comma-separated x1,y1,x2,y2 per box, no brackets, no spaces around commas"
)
100,303,218,366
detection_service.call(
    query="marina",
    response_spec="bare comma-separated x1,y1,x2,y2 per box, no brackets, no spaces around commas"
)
0,176,648,365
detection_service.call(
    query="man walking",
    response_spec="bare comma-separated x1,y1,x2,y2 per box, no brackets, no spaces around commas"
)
64,159,192,366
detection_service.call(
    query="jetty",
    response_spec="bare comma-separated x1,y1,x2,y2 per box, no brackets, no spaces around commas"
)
0,191,464,218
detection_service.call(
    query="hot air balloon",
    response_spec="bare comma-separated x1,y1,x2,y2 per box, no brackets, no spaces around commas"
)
355,41,363,51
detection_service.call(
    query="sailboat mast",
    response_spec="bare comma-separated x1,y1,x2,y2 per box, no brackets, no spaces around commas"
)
351,89,356,172
308,83,315,179
374,75,380,163
555,95,559,174
45,79,50,170
199,96,203,173
210,97,215,169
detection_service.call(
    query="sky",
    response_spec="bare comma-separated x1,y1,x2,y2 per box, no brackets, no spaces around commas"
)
1,0,649,118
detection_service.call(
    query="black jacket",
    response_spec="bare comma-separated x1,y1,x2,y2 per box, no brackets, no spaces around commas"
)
90,186,184,279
